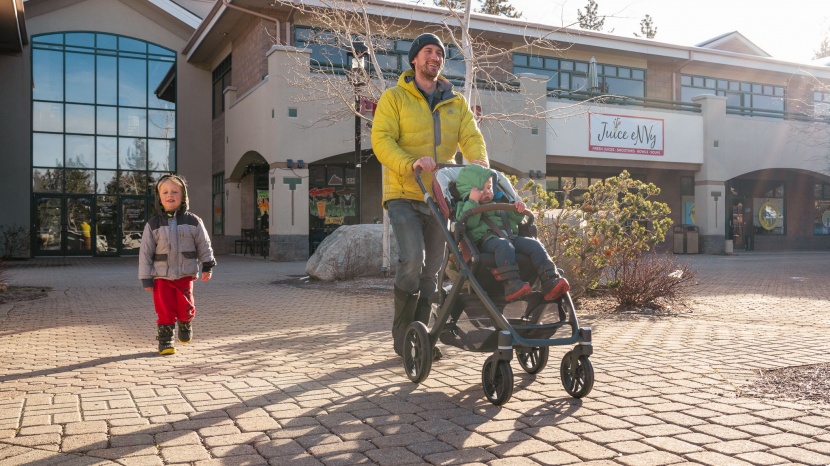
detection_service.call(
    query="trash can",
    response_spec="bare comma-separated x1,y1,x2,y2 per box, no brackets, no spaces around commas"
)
672,224,699,254
686,225,699,254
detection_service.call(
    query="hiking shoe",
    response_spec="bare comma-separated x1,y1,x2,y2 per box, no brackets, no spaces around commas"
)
178,321,192,344
157,324,176,355
543,277,570,301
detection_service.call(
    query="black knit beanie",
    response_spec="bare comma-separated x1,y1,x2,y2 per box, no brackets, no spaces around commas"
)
408,33,446,69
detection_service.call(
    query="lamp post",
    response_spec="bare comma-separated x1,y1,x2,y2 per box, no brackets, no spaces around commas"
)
347,41,368,223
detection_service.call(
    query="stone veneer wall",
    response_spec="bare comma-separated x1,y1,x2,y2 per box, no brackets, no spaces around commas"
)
270,235,309,261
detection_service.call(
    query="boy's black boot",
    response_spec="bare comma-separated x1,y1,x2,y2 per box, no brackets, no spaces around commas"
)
392,286,419,357
157,324,176,355
539,264,570,301
492,264,531,302
178,321,192,344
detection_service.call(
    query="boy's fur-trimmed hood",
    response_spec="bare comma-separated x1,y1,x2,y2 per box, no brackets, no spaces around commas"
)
154,174,189,216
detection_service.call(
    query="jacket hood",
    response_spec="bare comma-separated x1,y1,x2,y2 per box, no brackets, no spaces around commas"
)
456,164,493,200
154,174,189,216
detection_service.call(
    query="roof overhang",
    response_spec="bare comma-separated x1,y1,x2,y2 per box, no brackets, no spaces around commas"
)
0,0,26,55
183,0,830,79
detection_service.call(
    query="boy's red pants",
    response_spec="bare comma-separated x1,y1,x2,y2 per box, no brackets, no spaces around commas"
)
153,277,196,325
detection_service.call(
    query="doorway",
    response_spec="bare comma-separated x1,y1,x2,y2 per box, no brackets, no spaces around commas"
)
32,195,95,256
32,194,150,256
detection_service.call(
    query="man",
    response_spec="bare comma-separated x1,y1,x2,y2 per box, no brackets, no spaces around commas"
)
372,33,489,358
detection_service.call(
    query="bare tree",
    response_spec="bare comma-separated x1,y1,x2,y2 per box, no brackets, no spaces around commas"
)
272,0,593,134
633,14,657,39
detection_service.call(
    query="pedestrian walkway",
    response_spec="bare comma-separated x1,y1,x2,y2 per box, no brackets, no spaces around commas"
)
1,252,830,465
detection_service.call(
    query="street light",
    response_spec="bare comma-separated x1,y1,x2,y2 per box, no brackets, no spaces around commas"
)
347,41,369,223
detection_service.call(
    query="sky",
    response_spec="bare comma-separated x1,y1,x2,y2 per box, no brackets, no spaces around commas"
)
505,0,830,63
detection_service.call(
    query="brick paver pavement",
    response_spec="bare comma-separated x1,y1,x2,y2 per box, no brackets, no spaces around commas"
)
1,252,829,465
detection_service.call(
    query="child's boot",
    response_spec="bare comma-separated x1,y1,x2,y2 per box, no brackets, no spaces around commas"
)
178,321,192,344
539,265,570,301
492,264,531,302
157,324,176,355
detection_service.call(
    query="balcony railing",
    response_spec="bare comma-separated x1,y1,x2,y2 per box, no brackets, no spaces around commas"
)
548,90,703,113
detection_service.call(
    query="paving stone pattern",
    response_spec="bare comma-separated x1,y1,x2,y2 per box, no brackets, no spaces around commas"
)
0,252,829,465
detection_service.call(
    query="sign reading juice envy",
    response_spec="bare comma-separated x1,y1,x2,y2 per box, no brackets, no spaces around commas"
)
588,113,664,156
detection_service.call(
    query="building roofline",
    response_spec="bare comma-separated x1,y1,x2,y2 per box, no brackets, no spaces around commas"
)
146,0,201,29
183,0,830,78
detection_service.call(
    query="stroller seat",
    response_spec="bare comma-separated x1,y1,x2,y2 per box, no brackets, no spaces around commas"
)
432,167,539,299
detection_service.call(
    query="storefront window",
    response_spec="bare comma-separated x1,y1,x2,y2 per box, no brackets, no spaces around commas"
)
814,182,830,235
213,173,224,236
754,183,785,235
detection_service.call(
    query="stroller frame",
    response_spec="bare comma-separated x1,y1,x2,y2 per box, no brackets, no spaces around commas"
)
402,165,594,405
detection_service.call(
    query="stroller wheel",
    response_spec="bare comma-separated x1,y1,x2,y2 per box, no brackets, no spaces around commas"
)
515,346,549,375
481,355,514,406
560,350,594,398
403,321,432,384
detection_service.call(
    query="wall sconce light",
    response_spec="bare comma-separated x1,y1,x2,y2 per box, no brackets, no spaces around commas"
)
536,170,543,179
287,159,294,168
270,177,275,189
528,170,544,179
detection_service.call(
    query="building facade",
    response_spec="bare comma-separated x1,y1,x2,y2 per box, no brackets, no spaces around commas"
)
2,0,830,260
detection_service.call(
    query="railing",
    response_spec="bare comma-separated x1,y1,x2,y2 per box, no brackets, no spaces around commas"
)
725,105,830,123
548,90,703,113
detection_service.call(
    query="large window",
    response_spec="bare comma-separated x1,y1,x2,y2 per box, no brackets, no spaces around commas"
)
513,54,646,98
681,74,785,116
294,27,466,80
212,54,232,119
31,32,176,196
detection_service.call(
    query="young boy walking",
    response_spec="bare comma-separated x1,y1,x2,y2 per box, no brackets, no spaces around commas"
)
139,174,216,355
455,164,569,302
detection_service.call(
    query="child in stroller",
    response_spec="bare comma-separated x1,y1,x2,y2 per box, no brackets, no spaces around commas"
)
455,164,570,303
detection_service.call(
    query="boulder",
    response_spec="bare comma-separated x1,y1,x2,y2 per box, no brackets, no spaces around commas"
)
305,224,398,280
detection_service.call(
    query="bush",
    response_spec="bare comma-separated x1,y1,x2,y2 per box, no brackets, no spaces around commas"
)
529,170,672,299
605,251,697,308
0,225,29,259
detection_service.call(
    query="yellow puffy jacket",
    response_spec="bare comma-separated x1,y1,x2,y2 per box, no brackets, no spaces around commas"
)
372,70,488,207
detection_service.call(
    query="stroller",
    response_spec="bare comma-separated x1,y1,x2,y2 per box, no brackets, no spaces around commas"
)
402,165,594,405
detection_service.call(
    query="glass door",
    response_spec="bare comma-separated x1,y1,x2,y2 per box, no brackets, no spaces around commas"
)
32,195,95,256
95,195,118,256
66,196,94,255
33,195,63,256
120,197,148,255
730,198,745,249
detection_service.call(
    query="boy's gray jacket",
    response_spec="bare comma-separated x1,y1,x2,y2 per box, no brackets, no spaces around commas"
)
139,174,215,288
138,212,216,288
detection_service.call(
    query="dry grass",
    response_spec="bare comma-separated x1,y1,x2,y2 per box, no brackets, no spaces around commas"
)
0,286,50,305
739,364,830,405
